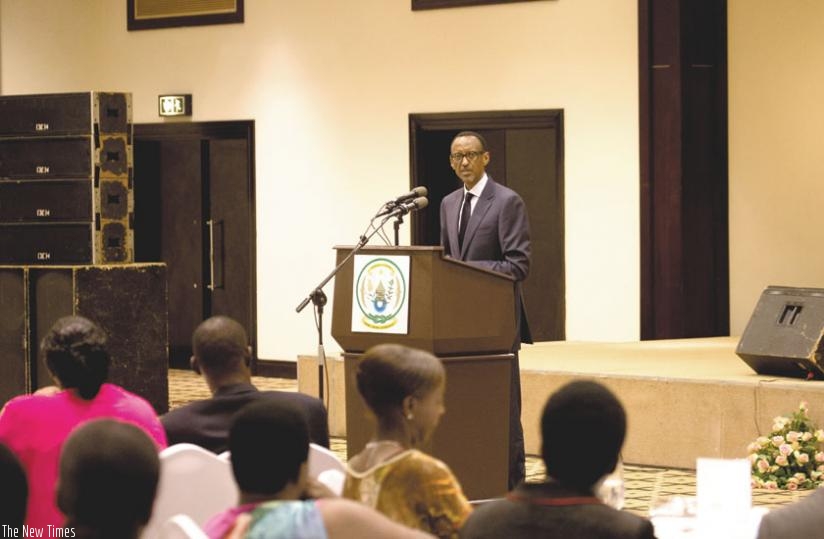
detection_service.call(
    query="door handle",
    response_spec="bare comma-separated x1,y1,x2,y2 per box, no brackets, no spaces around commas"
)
206,219,225,291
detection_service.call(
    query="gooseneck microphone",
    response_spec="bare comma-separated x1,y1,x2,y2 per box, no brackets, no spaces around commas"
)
384,196,428,218
388,186,428,205
376,186,428,217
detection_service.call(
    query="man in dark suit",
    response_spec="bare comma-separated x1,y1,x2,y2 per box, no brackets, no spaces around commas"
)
162,316,329,453
460,380,656,539
440,130,532,488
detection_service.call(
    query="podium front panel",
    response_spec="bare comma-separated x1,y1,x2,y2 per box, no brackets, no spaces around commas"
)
344,352,511,500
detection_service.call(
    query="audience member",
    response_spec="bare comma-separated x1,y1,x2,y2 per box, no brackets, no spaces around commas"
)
460,380,656,539
0,315,166,528
57,419,160,539
162,315,329,452
0,442,27,528
756,487,824,538
204,399,433,539
342,344,471,538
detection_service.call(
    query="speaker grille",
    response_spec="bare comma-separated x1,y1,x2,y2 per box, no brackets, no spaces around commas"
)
133,0,238,19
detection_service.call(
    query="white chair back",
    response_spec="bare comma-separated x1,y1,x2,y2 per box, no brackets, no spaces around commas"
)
141,444,239,539
308,443,346,495
158,514,209,539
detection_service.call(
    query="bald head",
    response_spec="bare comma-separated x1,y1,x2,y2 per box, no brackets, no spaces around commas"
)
192,316,250,380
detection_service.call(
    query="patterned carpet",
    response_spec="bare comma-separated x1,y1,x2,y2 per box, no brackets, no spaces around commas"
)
168,369,815,515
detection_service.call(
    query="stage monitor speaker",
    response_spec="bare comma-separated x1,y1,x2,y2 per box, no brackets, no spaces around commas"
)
736,286,824,379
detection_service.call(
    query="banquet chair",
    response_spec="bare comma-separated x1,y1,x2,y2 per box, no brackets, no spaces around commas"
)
308,443,346,495
158,514,208,539
141,444,239,539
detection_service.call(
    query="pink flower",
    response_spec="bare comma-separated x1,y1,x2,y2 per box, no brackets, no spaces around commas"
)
796,452,810,464
776,455,789,466
757,459,770,473
765,481,778,490
747,442,761,454
772,435,785,447
779,444,793,456
816,452,824,463
802,432,813,442
817,464,824,472
787,431,801,443
787,482,799,491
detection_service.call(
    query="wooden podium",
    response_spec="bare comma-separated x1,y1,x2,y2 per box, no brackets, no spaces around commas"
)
331,245,517,499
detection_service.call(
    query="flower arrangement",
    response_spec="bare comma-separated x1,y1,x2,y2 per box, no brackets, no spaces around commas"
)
748,402,824,490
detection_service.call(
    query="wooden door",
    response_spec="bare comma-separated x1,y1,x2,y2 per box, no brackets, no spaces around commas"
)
133,122,256,368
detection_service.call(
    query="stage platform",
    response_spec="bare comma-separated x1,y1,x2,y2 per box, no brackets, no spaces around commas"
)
298,337,824,470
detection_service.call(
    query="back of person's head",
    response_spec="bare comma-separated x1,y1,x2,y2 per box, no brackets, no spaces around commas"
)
42,316,109,400
230,399,309,496
57,419,159,539
356,344,445,425
0,443,27,527
541,380,626,491
192,315,249,377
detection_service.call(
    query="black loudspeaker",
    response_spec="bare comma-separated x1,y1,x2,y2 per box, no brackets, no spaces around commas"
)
0,264,169,413
0,268,29,403
0,92,133,265
736,286,824,379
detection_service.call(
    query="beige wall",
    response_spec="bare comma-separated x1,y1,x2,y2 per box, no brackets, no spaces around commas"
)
0,0,640,360
728,0,824,333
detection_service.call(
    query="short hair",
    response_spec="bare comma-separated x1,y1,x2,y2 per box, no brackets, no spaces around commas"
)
192,316,248,375
57,419,159,534
356,344,445,423
453,130,488,151
541,380,626,490
0,443,27,527
42,316,109,400
230,399,309,495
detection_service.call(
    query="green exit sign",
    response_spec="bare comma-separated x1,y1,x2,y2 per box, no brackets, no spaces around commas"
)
158,94,192,117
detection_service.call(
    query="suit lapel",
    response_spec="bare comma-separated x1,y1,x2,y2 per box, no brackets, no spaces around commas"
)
460,179,495,259
447,191,463,257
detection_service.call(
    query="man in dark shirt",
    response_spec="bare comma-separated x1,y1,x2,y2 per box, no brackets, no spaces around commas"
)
162,316,329,453
461,380,656,539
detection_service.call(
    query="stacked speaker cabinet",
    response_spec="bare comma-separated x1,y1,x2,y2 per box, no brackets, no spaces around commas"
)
0,92,134,264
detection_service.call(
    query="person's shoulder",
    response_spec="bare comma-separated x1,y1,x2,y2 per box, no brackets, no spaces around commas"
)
460,498,518,539
258,389,325,410
486,178,523,200
758,488,824,537
160,398,205,425
102,383,162,416
0,391,57,419
587,504,655,537
395,449,456,479
442,186,464,203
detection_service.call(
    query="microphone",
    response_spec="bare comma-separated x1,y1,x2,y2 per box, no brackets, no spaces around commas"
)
387,186,428,205
376,187,428,217
383,196,428,218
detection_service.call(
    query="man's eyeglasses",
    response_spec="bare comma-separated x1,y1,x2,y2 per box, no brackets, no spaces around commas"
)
449,151,485,164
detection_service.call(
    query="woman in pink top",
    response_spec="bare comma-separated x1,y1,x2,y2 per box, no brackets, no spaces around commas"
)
0,316,167,529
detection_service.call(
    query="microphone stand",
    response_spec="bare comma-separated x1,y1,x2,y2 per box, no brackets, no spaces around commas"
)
295,210,401,402
393,214,403,247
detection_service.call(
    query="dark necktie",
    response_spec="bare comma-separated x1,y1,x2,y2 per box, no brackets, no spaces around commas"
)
458,192,474,249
